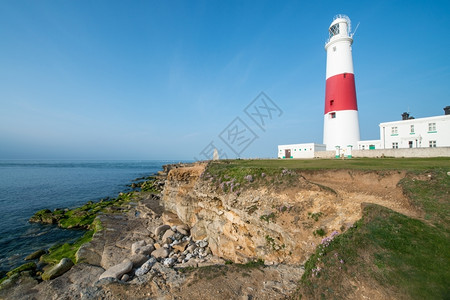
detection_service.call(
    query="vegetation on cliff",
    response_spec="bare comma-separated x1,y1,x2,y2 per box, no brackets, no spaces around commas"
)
293,168,450,300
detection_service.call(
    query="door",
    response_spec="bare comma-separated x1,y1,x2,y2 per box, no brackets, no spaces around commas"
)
409,141,413,148
285,149,291,159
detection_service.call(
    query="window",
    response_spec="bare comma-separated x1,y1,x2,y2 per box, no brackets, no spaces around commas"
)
329,24,340,38
330,112,336,119
333,46,336,52
392,142,398,149
330,100,334,106
409,141,413,148
429,140,436,148
410,125,414,133
391,127,398,135
428,122,436,132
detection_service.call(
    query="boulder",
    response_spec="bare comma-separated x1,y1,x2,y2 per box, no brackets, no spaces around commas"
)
154,224,171,237
161,229,175,244
137,244,155,256
75,242,102,266
161,211,184,226
197,240,208,248
172,240,189,253
41,258,74,280
24,249,46,261
163,257,176,268
151,248,170,259
176,224,190,236
99,259,133,280
130,254,148,268
186,244,197,253
135,257,157,276
131,240,146,254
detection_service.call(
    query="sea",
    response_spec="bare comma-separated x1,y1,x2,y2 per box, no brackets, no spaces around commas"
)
0,160,180,274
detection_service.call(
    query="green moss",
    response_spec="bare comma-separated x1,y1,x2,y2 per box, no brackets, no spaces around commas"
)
6,262,36,278
0,262,36,285
40,230,94,265
30,192,134,230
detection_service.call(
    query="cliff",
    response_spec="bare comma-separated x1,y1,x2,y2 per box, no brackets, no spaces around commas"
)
162,162,420,265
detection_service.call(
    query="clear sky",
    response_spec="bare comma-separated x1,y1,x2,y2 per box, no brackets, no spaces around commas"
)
1,0,449,160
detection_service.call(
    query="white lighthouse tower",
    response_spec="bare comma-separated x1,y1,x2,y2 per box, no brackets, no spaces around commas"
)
323,15,360,151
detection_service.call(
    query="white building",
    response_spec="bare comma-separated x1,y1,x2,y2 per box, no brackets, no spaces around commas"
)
278,143,326,159
379,113,450,149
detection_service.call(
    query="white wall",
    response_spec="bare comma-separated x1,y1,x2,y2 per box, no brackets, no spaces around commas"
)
357,140,382,150
352,147,450,158
278,143,326,159
379,115,450,149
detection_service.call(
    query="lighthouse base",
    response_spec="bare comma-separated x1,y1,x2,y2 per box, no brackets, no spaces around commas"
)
323,110,360,151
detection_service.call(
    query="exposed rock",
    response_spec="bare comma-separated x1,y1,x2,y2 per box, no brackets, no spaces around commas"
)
131,240,146,254
155,224,171,237
24,249,46,261
163,257,176,268
197,240,208,248
176,224,190,236
98,259,132,280
41,258,74,280
172,240,189,252
161,229,175,244
162,211,184,226
151,248,170,259
75,240,102,265
135,257,157,276
137,244,155,255
121,274,130,282
130,254,148,268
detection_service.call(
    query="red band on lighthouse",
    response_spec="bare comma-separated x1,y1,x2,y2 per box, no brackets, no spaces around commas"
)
324,73,358,114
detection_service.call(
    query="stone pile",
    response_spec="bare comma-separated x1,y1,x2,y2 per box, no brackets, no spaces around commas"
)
99,223,224,282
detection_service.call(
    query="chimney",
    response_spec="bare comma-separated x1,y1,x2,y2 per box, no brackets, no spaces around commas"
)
444,106,450,115
401,112,409,120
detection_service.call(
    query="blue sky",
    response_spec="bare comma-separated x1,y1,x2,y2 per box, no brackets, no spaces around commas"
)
0,0,449,160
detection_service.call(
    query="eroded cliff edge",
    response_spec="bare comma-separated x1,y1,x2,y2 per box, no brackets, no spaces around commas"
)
162,162,420,265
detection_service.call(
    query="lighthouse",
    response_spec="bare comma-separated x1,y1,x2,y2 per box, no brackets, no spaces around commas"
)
323,15,360,151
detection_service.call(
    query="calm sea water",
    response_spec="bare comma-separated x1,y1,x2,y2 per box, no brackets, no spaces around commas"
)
0,160,178,273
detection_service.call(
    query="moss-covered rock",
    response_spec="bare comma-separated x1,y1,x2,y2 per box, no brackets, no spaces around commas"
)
24,249,46,261
41,258,73,281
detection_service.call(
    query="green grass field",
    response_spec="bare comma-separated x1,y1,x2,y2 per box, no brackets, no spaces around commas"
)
210,157,450,171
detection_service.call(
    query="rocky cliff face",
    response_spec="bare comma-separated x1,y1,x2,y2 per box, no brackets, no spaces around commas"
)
162,163,420,265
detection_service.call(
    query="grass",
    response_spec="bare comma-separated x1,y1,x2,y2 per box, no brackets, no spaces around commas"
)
400,169,450,231
208,157,450,171
294,168,450,300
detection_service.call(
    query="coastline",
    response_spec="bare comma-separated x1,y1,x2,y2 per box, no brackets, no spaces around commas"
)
1,164,171,282
0,160,174,275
